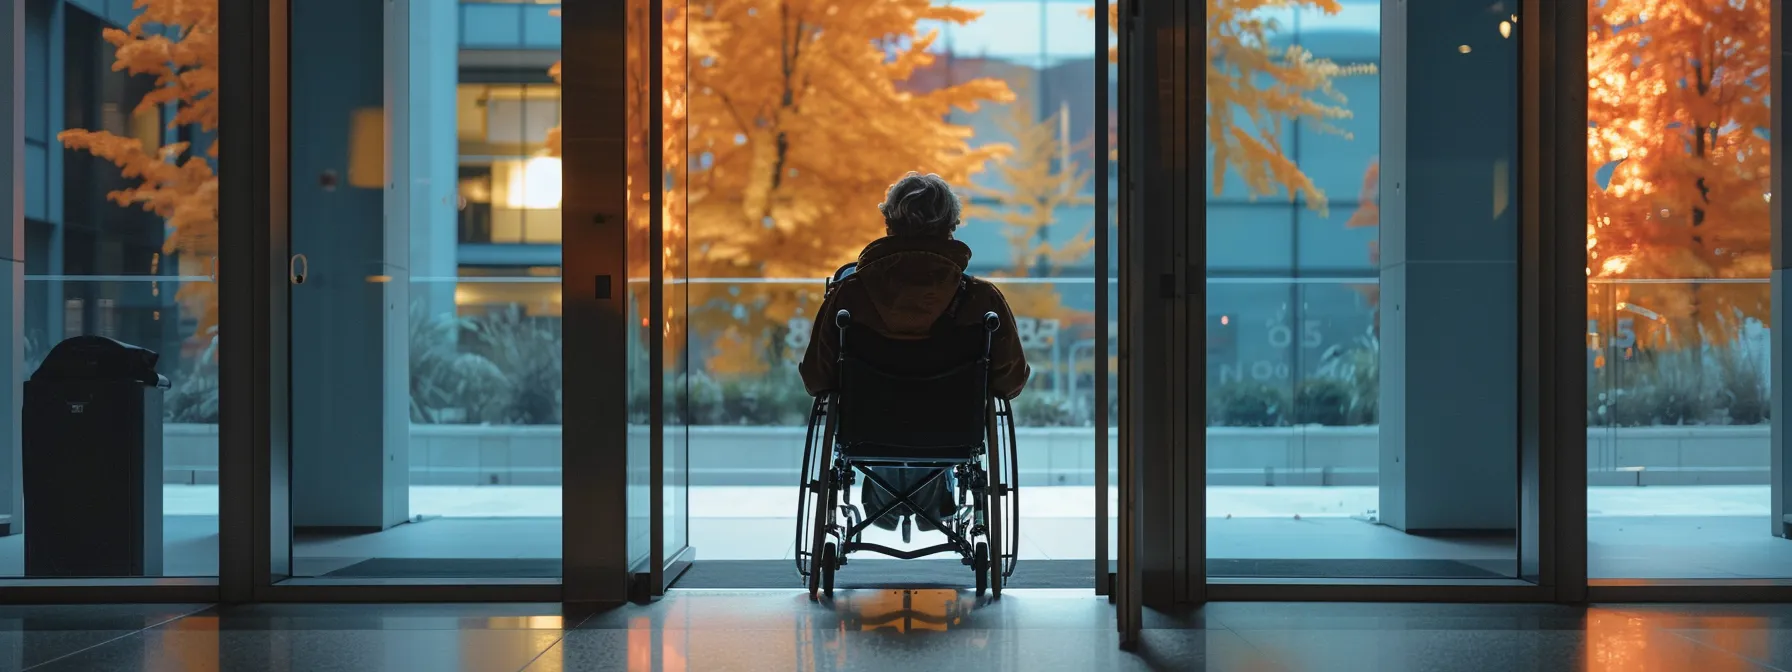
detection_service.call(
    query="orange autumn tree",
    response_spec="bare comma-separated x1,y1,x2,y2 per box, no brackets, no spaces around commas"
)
552,2,1011,376
1208,0,1374,212
683,0,1013,375
965,99,1095,333
1096,0,1372,213
60,0,219,338
1344,157,1380,309
1588,0,1772,349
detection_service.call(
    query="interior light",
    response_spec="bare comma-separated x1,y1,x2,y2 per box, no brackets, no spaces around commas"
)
1499,21,1512,38
505,154,564,210
1458,45,1472,54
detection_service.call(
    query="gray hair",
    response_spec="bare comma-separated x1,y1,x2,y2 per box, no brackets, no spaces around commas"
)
878,172,961,237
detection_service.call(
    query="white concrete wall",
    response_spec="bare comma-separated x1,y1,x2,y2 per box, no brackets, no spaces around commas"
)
160,423,1775,488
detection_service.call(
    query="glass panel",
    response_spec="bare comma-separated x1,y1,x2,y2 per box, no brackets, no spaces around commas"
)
1104,0,1120,571
0,2,219,579
677,0,1106,587
623,0,650,579
662,0,692,570
1204,1,1521,580
1585,0,1774,579
285,0,562,580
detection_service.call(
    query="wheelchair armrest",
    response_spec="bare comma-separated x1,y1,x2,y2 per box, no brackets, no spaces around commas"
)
831,262,859,283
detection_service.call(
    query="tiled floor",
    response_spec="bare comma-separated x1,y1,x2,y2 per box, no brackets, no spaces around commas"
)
8,597,1792,670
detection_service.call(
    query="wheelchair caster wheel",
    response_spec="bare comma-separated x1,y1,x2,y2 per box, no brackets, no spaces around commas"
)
820,542,838,597
973,542,990,597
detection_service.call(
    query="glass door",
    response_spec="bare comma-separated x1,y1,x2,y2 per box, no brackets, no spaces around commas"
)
279,0,566,584
646,0,1119,595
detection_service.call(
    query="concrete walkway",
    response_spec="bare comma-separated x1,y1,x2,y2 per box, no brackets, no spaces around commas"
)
15,484,1788,579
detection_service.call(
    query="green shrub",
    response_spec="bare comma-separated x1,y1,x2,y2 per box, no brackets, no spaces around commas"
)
1210,381,1286,427
686,371,728,425
165,369,219,423
1712,346,1769,425
163,329,220,423
464,306,561,424
718,367,811,426
1011,392,1081,427
1292,378,1351,426
1313,329,1378,425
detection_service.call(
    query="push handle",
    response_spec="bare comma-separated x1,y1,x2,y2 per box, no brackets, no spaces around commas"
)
289,254,309,285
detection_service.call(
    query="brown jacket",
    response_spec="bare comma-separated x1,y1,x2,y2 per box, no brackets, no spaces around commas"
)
799,236,1030,399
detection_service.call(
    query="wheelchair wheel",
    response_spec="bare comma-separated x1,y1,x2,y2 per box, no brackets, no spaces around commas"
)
973,542,990,597
820,543,838,597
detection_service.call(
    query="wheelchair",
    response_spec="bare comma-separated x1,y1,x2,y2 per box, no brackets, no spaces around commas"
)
795,262,1020,599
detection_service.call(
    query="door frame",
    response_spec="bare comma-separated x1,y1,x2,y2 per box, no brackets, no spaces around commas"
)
218,0,605,603
1115,0,1592,606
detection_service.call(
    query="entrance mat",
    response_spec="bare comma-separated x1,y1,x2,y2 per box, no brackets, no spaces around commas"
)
1208,558,1508,579
673,559,1096,590
324,558,562,579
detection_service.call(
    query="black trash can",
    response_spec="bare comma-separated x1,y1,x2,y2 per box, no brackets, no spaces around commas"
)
22,336,170,577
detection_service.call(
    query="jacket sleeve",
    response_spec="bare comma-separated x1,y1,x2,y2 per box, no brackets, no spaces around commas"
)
798,292,840,397
986,287,1031,400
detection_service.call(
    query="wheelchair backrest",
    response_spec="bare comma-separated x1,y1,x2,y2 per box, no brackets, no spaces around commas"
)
835,324,991,451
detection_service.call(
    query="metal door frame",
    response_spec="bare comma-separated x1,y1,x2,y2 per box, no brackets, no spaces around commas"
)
215,0,620,604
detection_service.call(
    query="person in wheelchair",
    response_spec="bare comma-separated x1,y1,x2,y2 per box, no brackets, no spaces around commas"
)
798,172,1030,537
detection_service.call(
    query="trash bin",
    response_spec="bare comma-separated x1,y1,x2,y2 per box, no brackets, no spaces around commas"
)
22,336,170,577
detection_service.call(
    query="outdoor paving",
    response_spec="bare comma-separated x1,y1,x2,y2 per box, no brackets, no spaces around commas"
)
1,485,1790,579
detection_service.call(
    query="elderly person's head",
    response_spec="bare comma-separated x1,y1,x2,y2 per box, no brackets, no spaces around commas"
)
878,172,961,238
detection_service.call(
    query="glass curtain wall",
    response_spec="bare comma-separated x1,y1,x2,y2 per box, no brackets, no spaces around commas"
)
1203,0,1523,580
1584,0,1777,580
0,0,219,580
283,0,563,580
671,0,1109,588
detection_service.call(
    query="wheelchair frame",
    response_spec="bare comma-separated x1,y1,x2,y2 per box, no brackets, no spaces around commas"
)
793,263,1021,599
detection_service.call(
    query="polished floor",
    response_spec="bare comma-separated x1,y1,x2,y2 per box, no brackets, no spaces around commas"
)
6,595,1792,671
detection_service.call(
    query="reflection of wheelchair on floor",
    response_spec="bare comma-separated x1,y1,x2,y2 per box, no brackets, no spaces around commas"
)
795,262,1020,599
834,589,976,633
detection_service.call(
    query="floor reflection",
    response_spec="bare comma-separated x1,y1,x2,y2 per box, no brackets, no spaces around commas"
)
13,598,1792,670
825,589,978,634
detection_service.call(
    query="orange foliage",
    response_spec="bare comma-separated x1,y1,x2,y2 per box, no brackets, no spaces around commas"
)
553,1,1012,372
681,0,1012,279
1207,0,1373,213
966,99,1095,328
683,0,1015,371
1587,0,1772,347
59,0,219,338
1344,157,1379,310
1094,1,1374,213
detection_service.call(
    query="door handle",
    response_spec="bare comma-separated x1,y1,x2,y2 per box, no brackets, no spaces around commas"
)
290,254,309,285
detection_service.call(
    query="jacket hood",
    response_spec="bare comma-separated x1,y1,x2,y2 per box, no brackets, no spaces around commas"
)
851,236,974,335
